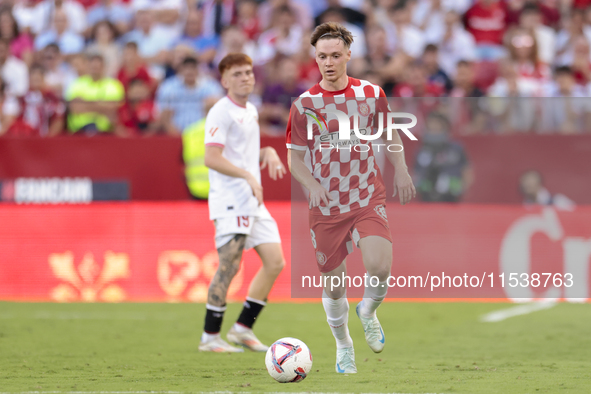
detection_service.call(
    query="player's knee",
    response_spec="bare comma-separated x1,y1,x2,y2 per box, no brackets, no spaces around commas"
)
324,286,346,300
266,257,285,276
366,261,391,282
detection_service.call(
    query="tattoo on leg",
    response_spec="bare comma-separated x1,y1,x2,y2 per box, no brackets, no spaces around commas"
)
207,234,246,306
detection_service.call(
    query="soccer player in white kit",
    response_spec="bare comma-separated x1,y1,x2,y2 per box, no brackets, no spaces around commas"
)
199,53,287,353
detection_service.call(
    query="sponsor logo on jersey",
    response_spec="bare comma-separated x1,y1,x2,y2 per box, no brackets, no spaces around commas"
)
316,251,327,266
374,204,388,221
358,102,370,117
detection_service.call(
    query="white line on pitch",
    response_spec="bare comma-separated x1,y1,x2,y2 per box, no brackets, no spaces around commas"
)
480,300,557,323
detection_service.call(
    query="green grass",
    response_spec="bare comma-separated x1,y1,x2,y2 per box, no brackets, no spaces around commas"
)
0,302,590,393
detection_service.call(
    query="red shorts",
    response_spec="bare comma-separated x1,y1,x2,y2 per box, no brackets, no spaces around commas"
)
308,199,392,273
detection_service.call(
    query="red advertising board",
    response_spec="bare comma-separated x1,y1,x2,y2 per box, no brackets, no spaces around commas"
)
1,202,590,302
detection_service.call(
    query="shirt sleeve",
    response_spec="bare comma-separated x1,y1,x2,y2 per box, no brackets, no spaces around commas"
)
286,102,307,151
203,104,229,148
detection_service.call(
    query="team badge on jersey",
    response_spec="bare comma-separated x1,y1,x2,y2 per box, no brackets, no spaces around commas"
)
358,102,370,117
374,204,388,221
316,251,327,266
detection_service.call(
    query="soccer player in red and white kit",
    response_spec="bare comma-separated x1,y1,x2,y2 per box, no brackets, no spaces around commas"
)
287,23,416,373
199,53,287,353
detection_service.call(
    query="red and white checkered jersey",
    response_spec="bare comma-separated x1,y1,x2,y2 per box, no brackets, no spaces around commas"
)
286,77,389,216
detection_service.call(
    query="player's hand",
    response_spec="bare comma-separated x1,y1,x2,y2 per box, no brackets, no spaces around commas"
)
308,182,333,209
393,169,416,205
246,174,264,206
260,147,286,181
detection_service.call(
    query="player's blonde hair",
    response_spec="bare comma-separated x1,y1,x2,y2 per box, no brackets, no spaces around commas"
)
310,22,354,48
218,53,253,76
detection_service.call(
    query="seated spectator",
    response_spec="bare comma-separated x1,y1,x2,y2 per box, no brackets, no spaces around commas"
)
519,3,556,65
87,20,121,77
33,0,87,35
86,0,133,37
450,60,484,97
0,38,28,97
0,78,19,135
117,41,154,92
213,25,257,68
175,9,218,66
412,0,445,40
34,9,85,55
9,65,66,137
130,0,185,43
257,0,313,33
413,112,473,202
464,0,509,61
505,27,550,94
384,0,426,59
12,0,37,35
236,0,260,41
555,8,591,66
571,35,591,85
41,43,78,96
121,9,175,79
540,66,589,134
393,60,445,98
427,9,477,77
200,0,236,37
66,53,125,134
259,56,306,135
257,5,303,65
317,0,366,28
448,60,487,134
0,8,34,66
155,56,222,135
117,78,160,136
519,170,576,211
506,0,560,29
163,43,197,80
422,44,453,94
488,59,539,97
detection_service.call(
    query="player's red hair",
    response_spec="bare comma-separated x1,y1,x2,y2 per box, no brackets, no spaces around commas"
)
218,53,253,76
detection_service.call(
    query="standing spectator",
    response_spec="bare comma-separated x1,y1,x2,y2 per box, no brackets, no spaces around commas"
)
12,65,66,136
86,0,133,36
384,0,426,59
427,9,477,77
34,9,85,55
0,38,28,96
555,8,591,66
42,43,78,96
117,78,160,135
87,20,121,77
464,0,509,60
175,9,218,65
33,0,87,35
66,54,125,134
155,56,222,135
413,112,473,202
518,3,556,65
422,44,453,94
116,41,153,92
0,78,19,135
0,8,33,66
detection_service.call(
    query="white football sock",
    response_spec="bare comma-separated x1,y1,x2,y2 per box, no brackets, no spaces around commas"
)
232,322,250,333
201,332,220,343
322,290,353,349
359,280,388,318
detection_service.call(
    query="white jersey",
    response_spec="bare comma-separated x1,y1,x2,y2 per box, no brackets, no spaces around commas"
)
204,96,262,220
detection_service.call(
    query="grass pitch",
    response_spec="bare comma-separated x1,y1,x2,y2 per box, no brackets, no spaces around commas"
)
0,302,590,393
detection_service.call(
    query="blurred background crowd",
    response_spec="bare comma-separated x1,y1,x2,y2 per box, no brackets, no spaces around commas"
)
0,0,590,139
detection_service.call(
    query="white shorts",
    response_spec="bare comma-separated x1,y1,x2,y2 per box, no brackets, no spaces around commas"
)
213,206,281,250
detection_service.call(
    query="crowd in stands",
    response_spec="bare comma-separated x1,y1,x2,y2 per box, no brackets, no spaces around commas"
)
1,0,591,137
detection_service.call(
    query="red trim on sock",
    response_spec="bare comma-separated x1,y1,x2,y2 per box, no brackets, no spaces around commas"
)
236,322,251,329
204,330,220,335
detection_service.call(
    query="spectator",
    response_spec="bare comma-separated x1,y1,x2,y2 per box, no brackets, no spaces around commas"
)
384,0,426,59
555,8,591,66
236,0,260,41
257,0,313,33
42,43,78,96
0,38,28,96
155,56,222,135
0,8,33,66
505,27,550,94
427,9,477,77
257,5,303,65
412,0,445,41
213,25,257,67
200,0,236,37
540,66,589,134
393,60,445,98
413,112,473,202
319,0,366,28
488,58,539,97
12,65,66,136
422,44,453,94
121,9,174,79
506,0,561,29
0,78,19,135
518,3,556,65
33,0,87,35
66,53,125,134
130,0,185,43
86,0,133,36
318,6,366,60
117,41,154,92
571,35,591,85
448,60,487,134
117,78,160,136
464,0,509,60
163,43,196,79
259,56,306,135
450,60,485,97
519,170,576,210
175,9,218,66
34,9,85,55
12,0,38,34
87,20,121,77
